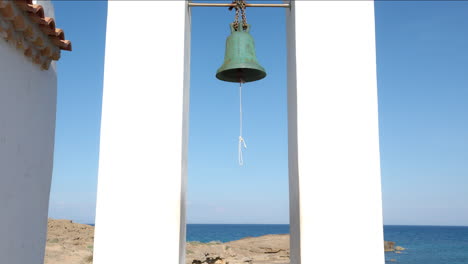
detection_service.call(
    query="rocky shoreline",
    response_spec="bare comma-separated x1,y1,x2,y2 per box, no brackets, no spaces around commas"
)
44,219,404,264
187,234,290,264
187,235,405,264
385,241,405,252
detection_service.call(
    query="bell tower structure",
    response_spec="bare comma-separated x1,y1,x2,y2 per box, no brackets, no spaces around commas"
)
94,1,385,264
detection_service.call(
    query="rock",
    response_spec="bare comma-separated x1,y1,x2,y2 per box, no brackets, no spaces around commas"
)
191,256,226,264
395,246,405,251
390,259,397,262
395,251,402,254
242,257,252,262
207,257,224,264
384,241,396,252
260,247,283,254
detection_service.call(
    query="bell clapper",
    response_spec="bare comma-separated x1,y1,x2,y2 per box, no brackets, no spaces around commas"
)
238,79,247,166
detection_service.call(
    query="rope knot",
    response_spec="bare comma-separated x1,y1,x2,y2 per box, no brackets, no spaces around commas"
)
238,136,247,166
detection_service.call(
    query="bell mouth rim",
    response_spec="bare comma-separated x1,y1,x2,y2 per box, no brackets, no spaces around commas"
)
216,68,267,83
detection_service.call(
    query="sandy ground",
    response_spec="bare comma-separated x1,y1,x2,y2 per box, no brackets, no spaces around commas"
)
44,219,94,264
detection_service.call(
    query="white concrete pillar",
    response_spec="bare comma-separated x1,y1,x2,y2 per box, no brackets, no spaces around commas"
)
0,11,57,264
93,1,190,264
287,1,385,263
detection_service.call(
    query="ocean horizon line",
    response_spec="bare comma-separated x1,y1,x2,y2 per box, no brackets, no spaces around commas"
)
83,223,468,228
187,223,468,227
187,223,289,225
384,224,468,227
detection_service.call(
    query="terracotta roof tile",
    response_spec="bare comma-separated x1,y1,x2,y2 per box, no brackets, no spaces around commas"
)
0,0,71,70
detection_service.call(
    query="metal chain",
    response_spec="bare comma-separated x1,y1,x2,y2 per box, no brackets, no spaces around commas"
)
230,0,248,31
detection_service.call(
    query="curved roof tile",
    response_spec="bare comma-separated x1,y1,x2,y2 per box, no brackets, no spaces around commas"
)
0,0,71,69
13,0,71,50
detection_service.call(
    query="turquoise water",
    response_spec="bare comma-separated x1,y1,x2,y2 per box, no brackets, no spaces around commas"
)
187,224,468,264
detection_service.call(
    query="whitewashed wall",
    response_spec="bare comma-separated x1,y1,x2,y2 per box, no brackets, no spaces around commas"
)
93,1,190,264
287,1,385,263
0,9,58,264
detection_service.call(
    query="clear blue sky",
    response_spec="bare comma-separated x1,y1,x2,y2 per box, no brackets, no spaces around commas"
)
49,1,468,226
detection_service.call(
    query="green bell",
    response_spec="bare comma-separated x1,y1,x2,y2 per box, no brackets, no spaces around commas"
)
216,23,267,83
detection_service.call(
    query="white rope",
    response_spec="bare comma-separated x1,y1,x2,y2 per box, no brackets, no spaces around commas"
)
238,81,247,166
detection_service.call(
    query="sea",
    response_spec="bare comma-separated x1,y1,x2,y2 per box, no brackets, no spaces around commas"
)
383,225,468,264
187,224,468,264
186,224,290,243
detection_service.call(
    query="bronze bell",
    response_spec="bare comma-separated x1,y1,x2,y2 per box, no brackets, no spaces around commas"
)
216,23,267,83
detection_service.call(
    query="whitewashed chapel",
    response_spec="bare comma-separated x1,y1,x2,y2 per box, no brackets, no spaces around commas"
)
0,0,70,263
